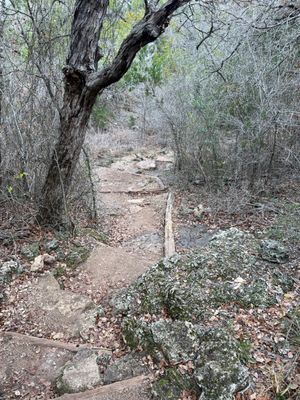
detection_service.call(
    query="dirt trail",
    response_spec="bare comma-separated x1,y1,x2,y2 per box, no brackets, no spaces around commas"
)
81,150,174,287
0,147,174,399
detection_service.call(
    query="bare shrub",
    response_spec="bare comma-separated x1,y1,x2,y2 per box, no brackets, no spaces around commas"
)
159,3,300,189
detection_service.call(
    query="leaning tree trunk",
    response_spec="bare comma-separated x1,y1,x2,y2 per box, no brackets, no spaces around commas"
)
0,0,5,188
37,0,108,226
37,88,98,225
37,0,190,227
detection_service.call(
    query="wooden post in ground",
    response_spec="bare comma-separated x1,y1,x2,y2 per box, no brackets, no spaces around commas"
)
164,192,176,257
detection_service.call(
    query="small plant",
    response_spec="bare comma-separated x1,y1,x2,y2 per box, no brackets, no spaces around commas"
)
237,338,252,364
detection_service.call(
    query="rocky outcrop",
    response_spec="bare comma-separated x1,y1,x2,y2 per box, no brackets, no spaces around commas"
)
112,229,292,399
56,350,102,394
0,261,24,302
0,261,23,285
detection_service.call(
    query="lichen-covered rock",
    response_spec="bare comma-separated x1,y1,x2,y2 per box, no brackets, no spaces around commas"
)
123,319,199,362
259,239,289,263
123,318,248,399
56,350,102,394
0,261,24,302
195,362,248,400
112,229,294,400
152,368,197,400
114,229,288,322
103,353,148,384
21,243,40,260
194,327,249,400
0,261,23,284
65,246,89,268
44,239,59,252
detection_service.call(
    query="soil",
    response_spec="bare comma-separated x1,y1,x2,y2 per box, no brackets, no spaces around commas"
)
0,143,172,399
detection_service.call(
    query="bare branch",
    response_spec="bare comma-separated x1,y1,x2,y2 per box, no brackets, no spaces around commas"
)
88,0,191,93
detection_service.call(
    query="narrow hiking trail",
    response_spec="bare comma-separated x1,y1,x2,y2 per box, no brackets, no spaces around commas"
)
0,146,175,399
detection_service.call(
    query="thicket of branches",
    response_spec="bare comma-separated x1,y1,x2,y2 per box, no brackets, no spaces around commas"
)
159,2,300,189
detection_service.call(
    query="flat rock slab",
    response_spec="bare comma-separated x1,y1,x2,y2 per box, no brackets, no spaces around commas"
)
56,375,150,400
83,244,155,285
102,192,167,260
8,274,96,340
176,224,216,251
95,167,162,193
0,333,73,398
136,159,156,171
56,350,102,394
121,233,163,258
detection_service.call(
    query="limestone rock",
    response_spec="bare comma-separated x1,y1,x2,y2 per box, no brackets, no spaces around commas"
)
21,243,40,260
43,254,56,265
193,204,204,219
136,159,156,171
18,274,97,339
114,229,294,400
103,354,148,385
260,239,289,263
0,261,23,284
31,254,56,272
31,255,45,272
45,239,59,251
56,350,102,394
0,334,73,393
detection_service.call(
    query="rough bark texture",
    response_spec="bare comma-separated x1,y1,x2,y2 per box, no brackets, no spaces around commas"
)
0,0,4,123
0,0,5,187
37,0,109,225
37,0,191,227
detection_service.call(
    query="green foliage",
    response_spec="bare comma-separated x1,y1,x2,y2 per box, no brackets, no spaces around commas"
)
92,103,111,129
122,37,174,87
237,339,252,364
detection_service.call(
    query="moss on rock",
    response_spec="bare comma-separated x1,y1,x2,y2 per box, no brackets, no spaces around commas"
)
113,228,294,400
152,368,197,400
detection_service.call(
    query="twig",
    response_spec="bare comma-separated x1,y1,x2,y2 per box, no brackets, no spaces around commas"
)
1,331,111,353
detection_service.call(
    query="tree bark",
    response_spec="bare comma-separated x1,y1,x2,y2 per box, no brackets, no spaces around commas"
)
0,0,5,187
37,0,190,227
37,0,109,226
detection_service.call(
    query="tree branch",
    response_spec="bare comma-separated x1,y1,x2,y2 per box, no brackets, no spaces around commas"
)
66,0,109,75
88,0,191,93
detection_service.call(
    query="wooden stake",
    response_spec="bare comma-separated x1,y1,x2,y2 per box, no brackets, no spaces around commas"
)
164,192,176,257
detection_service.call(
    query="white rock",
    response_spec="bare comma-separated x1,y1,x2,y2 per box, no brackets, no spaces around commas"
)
31,255,44,272
194,204,204,218
56,351,102,393
136,159,156,170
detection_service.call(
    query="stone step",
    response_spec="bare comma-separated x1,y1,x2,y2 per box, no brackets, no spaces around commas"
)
56,375,150,400
83,244,156,285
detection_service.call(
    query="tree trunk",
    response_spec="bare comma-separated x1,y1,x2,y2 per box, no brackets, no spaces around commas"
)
37,0,190,227
0,0,5,187
37,0,108,226
37,87,97,226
